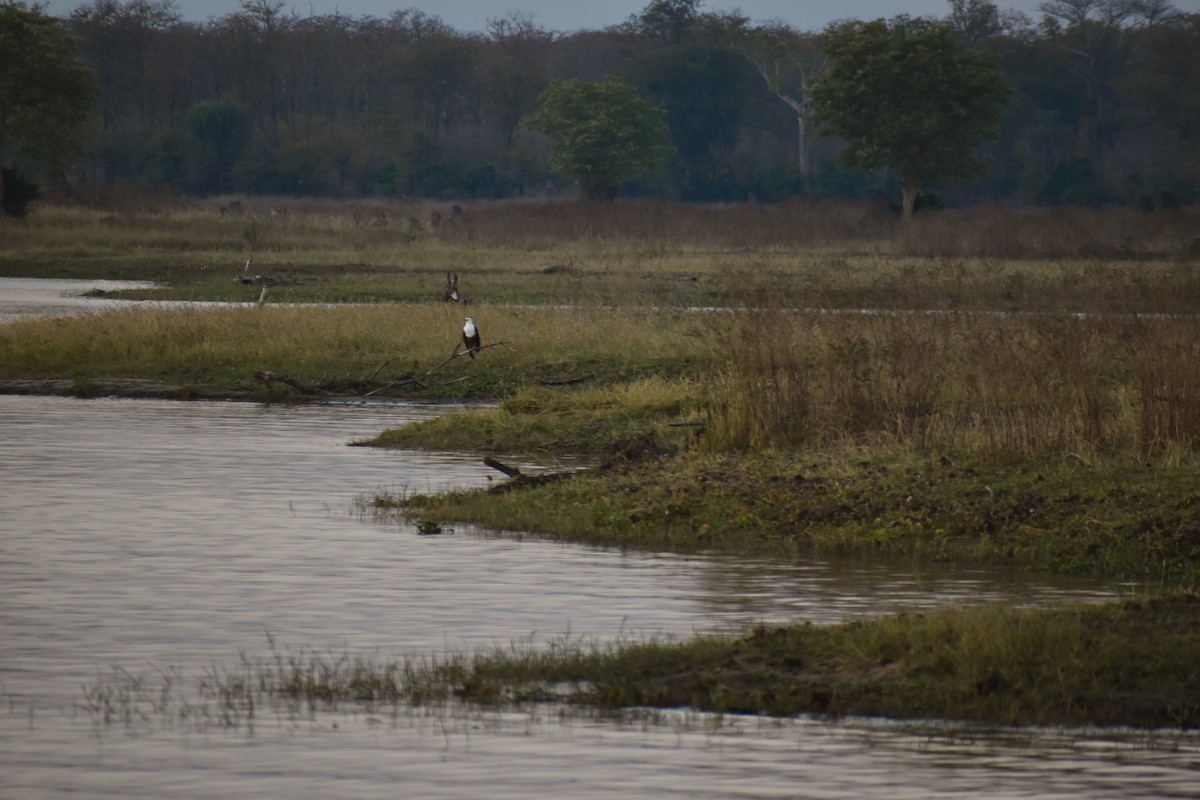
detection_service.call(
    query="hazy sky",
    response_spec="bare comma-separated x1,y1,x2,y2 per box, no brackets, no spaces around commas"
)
36,0,1165,33
34,0,1200,33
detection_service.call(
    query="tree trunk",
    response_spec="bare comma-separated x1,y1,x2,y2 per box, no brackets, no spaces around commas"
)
901,182,920,220
777,93,810,179
796,104,809,178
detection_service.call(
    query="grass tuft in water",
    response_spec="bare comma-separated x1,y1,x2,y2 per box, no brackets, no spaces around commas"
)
78,592,1200,731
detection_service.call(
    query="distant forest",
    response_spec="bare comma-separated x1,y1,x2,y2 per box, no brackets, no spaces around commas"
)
45,0,1200,207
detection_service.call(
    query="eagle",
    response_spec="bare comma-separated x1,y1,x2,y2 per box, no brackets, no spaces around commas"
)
462,317,481,359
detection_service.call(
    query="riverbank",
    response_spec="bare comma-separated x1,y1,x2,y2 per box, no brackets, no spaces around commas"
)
175,589,1198,731
5,200,1200,730
410,591,1200,729
385,444,1200,580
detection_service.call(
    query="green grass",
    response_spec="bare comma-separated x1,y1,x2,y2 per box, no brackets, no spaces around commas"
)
9,197,1200,728
0,304,714,399
366,377,705,453
443,591,1200,728
388,447,1200,579
79,592,1200,730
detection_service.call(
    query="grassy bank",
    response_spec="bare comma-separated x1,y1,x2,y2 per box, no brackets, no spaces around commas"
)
83,592,1200,730
370,298,1200,580
7,223,1200,577
0,304,713,399
430,591,1200,728
8,198,1200,728
387,447,1200,580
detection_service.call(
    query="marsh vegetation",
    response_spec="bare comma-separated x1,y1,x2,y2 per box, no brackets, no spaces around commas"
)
5,196,1200,728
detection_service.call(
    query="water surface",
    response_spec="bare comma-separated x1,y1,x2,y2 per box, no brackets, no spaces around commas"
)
0,277,165,324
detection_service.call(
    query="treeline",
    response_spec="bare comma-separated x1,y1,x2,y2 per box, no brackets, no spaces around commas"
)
50,0,1200,206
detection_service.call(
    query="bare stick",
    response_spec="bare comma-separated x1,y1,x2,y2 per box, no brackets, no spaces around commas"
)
364,341,511,397
367,356,406,382
365,339,514,395
254,371,320,394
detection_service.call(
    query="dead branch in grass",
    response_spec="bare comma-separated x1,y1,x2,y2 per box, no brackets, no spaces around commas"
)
364,340,513,396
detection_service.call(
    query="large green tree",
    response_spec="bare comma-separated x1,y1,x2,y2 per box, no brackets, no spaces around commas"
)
184,98,250,193
0,1,96,212
524,77,674,200
632,43,758,200
812,16,1012,217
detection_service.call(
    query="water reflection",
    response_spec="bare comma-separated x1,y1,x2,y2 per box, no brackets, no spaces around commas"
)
5,707,1198,800
691,555,1132,627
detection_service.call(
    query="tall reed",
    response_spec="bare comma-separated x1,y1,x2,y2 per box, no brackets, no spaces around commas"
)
704,302,1200,459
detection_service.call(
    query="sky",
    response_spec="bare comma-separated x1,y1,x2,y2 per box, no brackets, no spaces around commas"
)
33,0,1200,33
28,0,1156,34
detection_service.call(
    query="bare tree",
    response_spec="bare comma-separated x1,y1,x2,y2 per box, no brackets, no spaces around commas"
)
1037,0,1181,147
733,23,825,183
482,13,555,152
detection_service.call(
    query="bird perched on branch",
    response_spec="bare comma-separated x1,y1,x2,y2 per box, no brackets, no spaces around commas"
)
462,317,481,358
235,255,277,308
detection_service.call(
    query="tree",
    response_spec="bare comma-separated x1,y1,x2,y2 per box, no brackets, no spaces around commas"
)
524,78,674,200
947,0,1004,45
632,0,701,44
481,13,554,153
0,1,96,212
68,0,180,132
733,22,824,185
184,98,250,192
392,30,475,145
812,17,1012,218
1037,0,1180,155
631,42,759,200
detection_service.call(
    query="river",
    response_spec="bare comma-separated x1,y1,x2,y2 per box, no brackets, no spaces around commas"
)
0,279,1197,798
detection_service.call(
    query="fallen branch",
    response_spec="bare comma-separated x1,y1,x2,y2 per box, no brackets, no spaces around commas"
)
364,340,513,397
483,457,523,478
483,456,579,493
538,373,596,386
366,356,408,382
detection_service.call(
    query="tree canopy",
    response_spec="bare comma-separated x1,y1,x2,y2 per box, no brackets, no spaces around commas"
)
812,16,1013,217
0,1,95,212
524,77,674,200
2,0,1197,209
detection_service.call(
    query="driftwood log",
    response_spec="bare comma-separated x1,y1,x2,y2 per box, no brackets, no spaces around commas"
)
480,430,688,494
483,457,577,494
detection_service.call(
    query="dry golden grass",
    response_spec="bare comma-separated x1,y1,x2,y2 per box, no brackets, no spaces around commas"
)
705,303,1200,459
6,197,1196,281
5,196,1200,458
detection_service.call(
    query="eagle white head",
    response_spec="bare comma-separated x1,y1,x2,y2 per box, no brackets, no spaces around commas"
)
462,317,481,358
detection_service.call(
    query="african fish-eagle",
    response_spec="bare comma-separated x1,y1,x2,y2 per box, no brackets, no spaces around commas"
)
463,317,481,358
